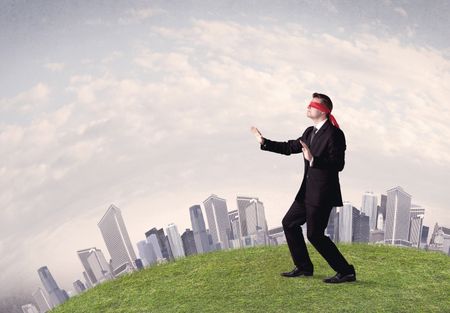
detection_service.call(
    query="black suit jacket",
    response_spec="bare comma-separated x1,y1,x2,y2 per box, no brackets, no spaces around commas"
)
260,119,345,207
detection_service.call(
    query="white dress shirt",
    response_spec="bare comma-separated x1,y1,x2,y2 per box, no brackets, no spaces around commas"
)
309,118,328,167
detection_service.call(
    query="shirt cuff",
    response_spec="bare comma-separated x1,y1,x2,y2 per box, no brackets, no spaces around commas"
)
309,156,314,167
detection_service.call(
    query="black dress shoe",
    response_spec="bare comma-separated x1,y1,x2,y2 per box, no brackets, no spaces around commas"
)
323,264,356,283
280,266,313,278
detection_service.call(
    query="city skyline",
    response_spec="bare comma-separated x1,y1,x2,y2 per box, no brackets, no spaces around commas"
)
1,0,449,306
22,185,450,309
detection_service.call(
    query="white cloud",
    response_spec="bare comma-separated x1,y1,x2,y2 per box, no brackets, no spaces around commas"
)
118,7,167,25
394,6,408,17
44,62,65,72
0,83,50,113
2,18,450,297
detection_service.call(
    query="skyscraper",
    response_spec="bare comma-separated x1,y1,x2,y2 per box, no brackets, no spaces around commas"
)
21,304,39,313
136,239,158,266
409,204,425,248
146,233,164,261
73,280,86,294
239,197,268,246
228,209,242,248
338,202,360,243
145,227,174,261
384,186,412,246
361,191,378,230
377,194,387,230
77,247,98,286
86,248,114,283
166,223,186,259
325,207,338,242
204,194,232,250
354,213,370,243
236,196,253,238
32,287,52,313
189,204,210,254
181,228,198,256
98,204,137,275
37,266,68,307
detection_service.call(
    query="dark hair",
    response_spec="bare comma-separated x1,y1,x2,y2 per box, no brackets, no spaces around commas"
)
312,92,333,118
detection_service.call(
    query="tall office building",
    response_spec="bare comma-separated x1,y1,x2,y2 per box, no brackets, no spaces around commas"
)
267,226,287,245
146,233,164,261
361,191,378,230
37,266,68,307
137,240,157,266
354,213,370,243
77,247,99,285
420,225,430,248
236,196,253,238
204,194,232,250
239,197,268,246
384,186,412,246
228,210,241,240
181,228,198,256
145,227,174,261
21,304,39,313
377,194,387,230
73,280,86,294
409,204,425,248
32,287,52,313
338,202,360,243
86,248,113,283
429,223,450,254
82,271,93,289
228,209,241,248
189,204,210,254
98,204,137,275
326,207,338,242
166,223,186,259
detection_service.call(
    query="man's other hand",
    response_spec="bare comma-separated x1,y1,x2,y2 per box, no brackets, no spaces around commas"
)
250,126,264,144
299,140,312,161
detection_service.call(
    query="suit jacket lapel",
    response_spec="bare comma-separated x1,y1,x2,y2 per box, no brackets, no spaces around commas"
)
309,119,331,148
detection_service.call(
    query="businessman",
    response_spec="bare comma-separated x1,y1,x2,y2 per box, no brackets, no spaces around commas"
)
250,92,356,284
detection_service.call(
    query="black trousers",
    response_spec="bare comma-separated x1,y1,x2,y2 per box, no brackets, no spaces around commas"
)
282,198,352,274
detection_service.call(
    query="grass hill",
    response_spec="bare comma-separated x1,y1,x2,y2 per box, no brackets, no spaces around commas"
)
51,243,449,313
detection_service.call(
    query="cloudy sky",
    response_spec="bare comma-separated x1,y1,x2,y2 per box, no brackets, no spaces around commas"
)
1,0,449,298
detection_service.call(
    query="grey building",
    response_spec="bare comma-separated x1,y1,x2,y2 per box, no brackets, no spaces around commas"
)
181,228,197,256
325,207,339,242
384,186,412,246
354,213,370,243
204,194,232,250
32,287,52,313
361,191,378,231
73,280,86,294
420,225,429,248
338,202,360,243
77,247,98,286
166,223,186,259
137,239,158,266
145,227,174,261
189,204,210,254
98,204,137,275
37,266,68,307
409,204,425,248
21,304,39,313
376,194,387,230
267,226,286,245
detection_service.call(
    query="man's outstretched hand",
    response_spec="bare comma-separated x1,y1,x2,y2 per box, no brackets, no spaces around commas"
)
250,126,263,144
299,140,312,161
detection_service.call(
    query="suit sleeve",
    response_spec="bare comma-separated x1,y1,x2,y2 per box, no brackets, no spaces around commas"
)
309,130,346,171
260,134,304,156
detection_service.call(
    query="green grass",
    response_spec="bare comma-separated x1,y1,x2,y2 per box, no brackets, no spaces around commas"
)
51,243,450,313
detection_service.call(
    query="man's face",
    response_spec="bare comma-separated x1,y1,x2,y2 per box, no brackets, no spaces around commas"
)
306,97,326,119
